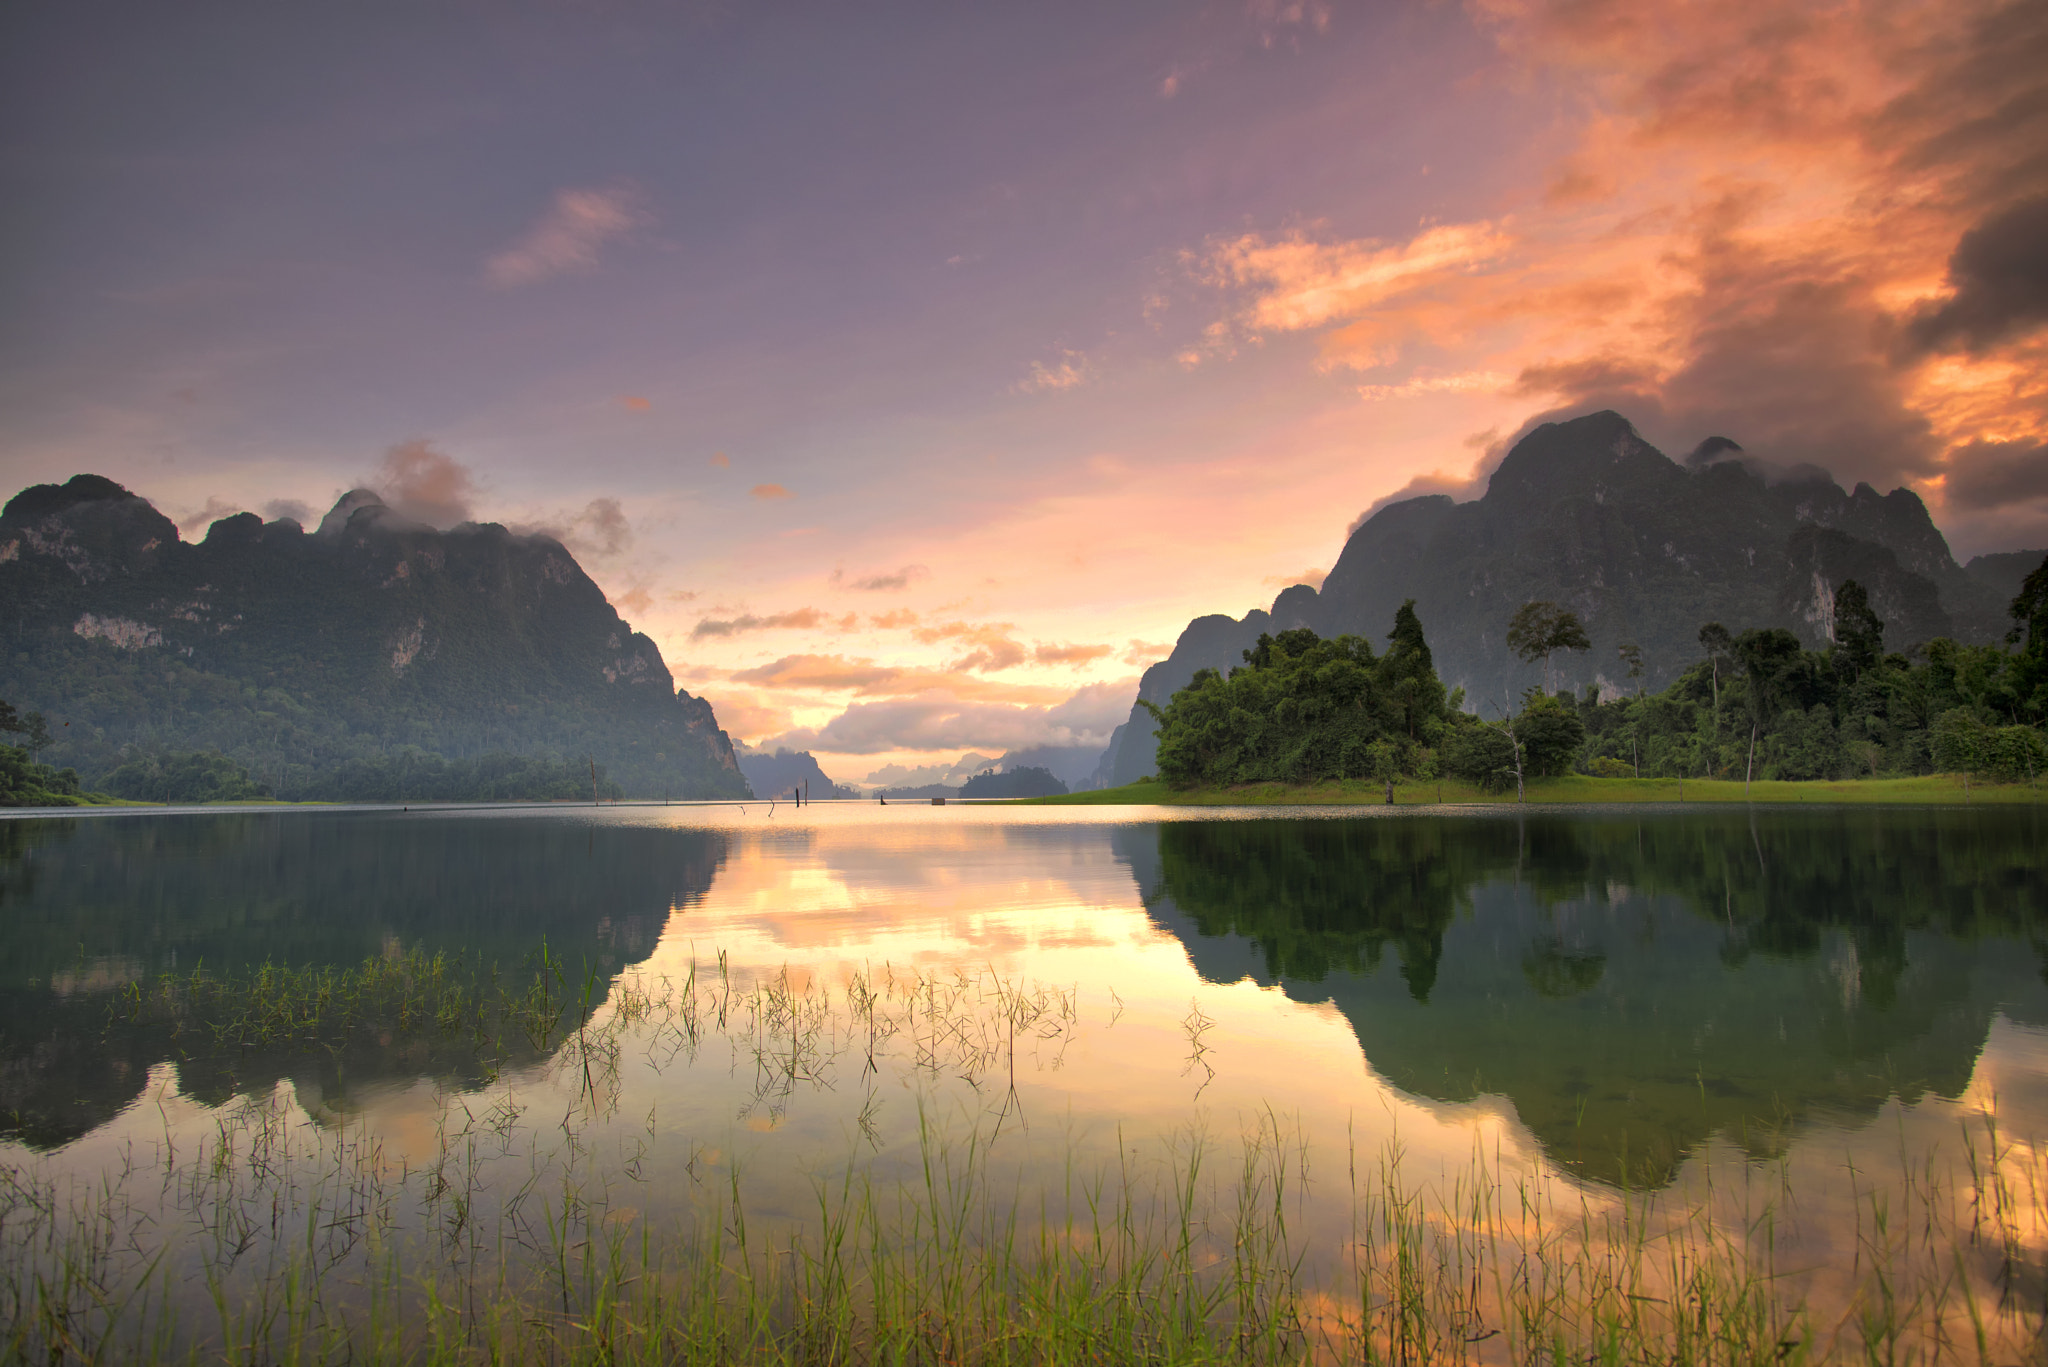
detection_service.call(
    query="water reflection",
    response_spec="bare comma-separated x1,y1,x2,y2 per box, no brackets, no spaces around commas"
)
0,813,725,1146
1128,808,2048,1183
2,803,2042,1186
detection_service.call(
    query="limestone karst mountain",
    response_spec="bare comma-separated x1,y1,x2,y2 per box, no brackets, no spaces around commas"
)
0,475,750,799
1099,411,2016,785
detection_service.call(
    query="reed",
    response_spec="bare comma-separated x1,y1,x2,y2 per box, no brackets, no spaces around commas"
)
8,958,2042,1365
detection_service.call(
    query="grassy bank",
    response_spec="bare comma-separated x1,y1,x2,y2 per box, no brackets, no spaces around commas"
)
1027,772,2048,806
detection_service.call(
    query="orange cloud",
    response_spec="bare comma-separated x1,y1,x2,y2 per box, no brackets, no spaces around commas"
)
867,609,920,629
695,692,792,742
1013,349,1097,394
1185,0,2048,547
909,619,1029,672
1198,221,1511,337
710,452,730,468
618,395,650,412
725,653,1066,703
1032,642,1114,667
751,483,792,500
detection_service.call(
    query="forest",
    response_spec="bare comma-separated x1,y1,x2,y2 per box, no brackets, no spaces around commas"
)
1147,553,2048,791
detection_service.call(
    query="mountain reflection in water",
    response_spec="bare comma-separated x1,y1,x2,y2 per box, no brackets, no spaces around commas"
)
0,804,2041,1189
0,813,726,1147
1126,807,2048,1184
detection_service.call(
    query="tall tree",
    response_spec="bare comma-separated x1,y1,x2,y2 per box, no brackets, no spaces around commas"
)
2007,553,2048,724
1617,642,1645,697
1507,601,1592,694
1832,579,1884,679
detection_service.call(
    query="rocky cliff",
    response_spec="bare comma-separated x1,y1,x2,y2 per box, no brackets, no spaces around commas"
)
0,475,750,799
1101,411,2015,784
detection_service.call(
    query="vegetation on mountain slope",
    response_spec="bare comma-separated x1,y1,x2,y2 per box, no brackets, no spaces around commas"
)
1135,562,2047,798
0,475,749,801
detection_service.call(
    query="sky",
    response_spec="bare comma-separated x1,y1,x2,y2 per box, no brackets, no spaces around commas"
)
4,0,2045,784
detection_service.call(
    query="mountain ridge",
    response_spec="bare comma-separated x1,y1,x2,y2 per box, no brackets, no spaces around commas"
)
0,475,750,799
1102,411,2020,785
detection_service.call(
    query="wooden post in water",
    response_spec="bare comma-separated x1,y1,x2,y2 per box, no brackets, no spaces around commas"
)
590,758,599,806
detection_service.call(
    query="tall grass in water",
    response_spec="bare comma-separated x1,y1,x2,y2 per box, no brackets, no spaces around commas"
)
4,961,2043,1364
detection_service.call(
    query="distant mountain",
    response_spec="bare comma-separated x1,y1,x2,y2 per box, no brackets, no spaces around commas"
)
0,475,749,799
735,746,857,800
1101,411,2021,785
989,744,1106,791
1965,549,2047,611
959,765,1068,799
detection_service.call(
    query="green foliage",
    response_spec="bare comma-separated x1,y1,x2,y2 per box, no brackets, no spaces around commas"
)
1571,572,2048,782
1516,693,1585,776
99,750,272,804
1150,603,1452,788
0,697,88,806
1506,600,1591,690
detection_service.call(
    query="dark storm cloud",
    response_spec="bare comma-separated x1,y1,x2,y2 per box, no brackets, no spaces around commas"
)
1944,440,2048,511
1903,196,2048,356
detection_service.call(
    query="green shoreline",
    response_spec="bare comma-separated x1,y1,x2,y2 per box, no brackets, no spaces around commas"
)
1022,772,2048,806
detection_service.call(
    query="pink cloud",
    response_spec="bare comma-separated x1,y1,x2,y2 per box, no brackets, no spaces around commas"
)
485,185,647,289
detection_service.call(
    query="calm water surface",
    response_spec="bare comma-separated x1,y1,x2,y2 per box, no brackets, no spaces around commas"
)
3,802,2045,1352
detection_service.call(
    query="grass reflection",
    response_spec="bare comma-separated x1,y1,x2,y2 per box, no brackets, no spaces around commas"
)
4,957,2043,1364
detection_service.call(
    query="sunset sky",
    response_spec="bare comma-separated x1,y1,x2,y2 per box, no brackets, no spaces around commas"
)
4,0,2044,782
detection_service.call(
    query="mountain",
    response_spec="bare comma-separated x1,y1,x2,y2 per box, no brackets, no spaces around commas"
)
735,746,857,800
1100,411,2018,785
1965,549,2047,611
0,475,749,799
989,744,1106,791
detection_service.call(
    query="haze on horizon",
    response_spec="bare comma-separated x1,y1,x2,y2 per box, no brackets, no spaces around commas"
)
4,0,2045,782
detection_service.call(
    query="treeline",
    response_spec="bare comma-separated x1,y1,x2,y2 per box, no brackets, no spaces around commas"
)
0,701,89,806
0,703,632,804
1148,553,2048,790
102,748,626,804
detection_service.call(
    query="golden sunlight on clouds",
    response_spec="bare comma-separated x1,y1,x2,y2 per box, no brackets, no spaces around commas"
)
1197,221,1511,344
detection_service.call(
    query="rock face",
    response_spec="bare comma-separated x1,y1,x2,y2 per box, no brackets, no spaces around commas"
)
0,476,750,799
1101,411,2014,785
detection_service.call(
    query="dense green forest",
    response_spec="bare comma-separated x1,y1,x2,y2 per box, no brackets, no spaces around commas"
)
1147,554,2048,791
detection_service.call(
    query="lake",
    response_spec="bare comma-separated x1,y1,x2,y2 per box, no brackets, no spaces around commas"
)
3,802,2045,1362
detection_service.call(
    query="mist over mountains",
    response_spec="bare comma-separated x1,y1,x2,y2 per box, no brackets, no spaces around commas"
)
1,475,749,799
1099,411,2038,786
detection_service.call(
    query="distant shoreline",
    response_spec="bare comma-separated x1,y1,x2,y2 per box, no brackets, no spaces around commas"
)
1023,773,2048,806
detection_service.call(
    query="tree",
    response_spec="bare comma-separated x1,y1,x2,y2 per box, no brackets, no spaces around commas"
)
2006,552,2048,724
1832,579,1884,679
1506,601,1591,693
1733,628,1804,793
1383,599,1448,740
22,711,50,761
1617,642,1645,696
